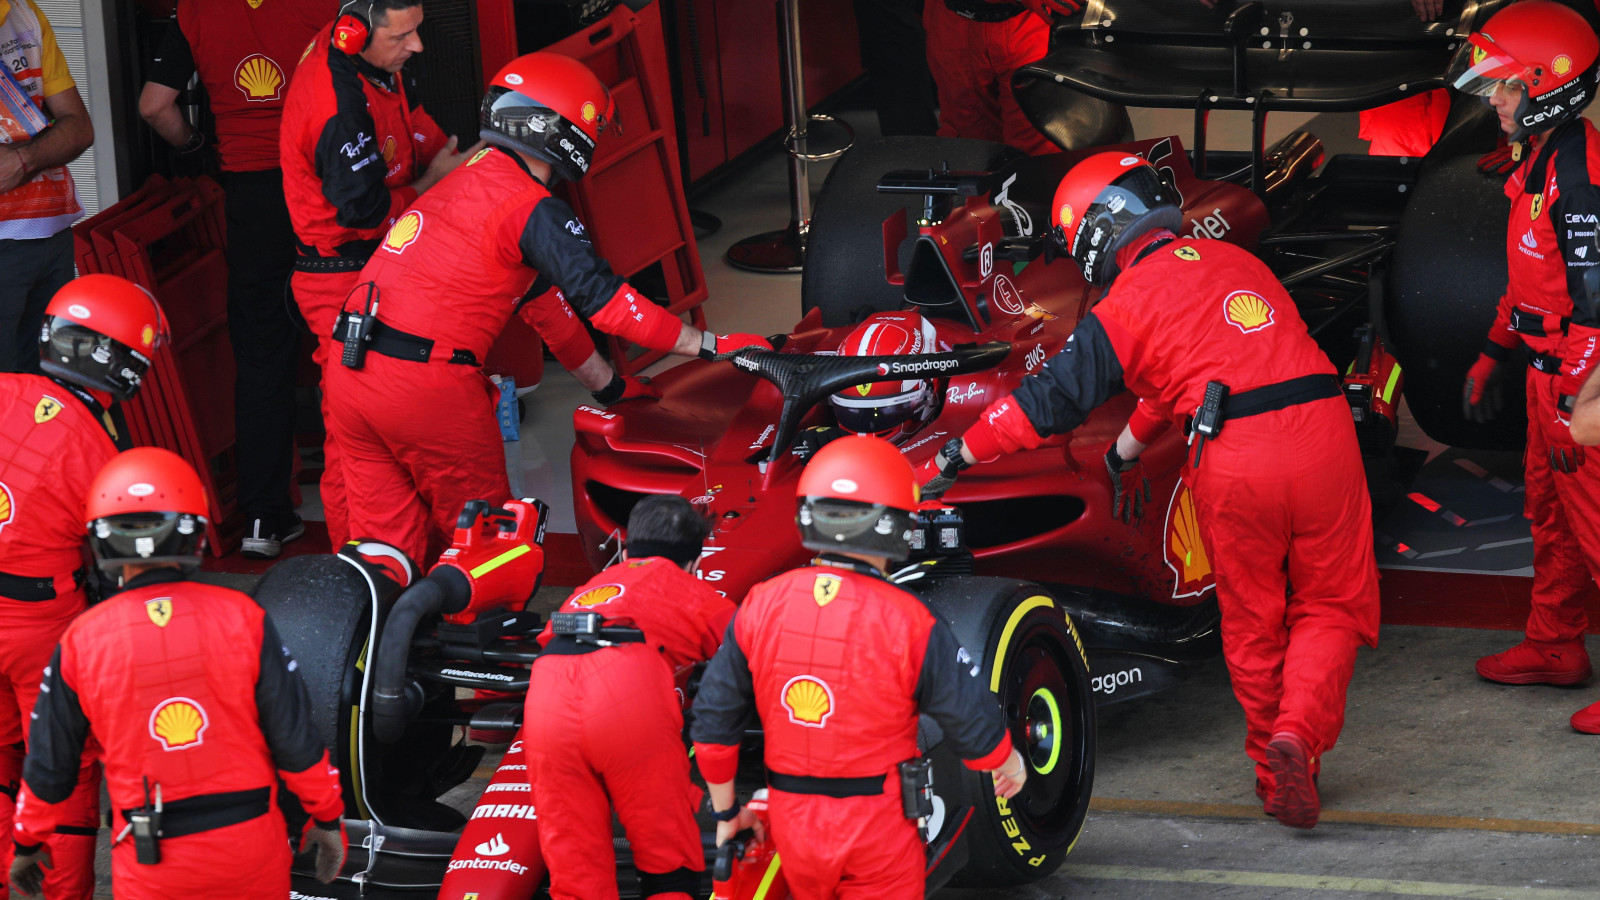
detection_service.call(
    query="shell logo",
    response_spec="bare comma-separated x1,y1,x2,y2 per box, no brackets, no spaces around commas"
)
140,324,154,348
581,101,598,124
299,39,316,64
781,675,834,728
1223,290,1275,334
382,211,423,255
1058,204,1074,230
382,135,397,164
1531,193,1544,221
1163,484,1214,599
234,54,285,101
571,583,623,607
149,697,209,750
0,481,13,538
1554,55,1573,77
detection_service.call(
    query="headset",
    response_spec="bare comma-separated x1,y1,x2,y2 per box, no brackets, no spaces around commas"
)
332,0,375,54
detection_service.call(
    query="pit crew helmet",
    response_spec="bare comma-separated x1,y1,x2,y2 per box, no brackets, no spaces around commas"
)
796,435,918,561
830,311,942,438
480,52,615,184
1051,152,1182,286
39,274,169,402
85,447,209,573
1446,1,1599,142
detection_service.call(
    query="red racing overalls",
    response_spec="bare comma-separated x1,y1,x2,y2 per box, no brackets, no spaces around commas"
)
0,374,121,900
1358,91,1450,158
279,23,447,547
329,147,685,564
922,0,1054,155
510,557,734,900
691,557,1011,900
14,571,344,900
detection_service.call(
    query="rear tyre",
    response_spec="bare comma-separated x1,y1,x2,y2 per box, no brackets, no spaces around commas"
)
803,137,1023,327
920,577,1095,886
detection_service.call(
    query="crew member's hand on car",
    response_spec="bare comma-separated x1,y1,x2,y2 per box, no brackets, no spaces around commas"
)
700,332,774,361
1104,441,1151,525
301,818,349,884
990,747,1028,799
592,373,660,406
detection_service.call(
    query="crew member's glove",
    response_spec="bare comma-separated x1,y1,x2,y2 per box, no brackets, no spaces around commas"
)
591,373,660,406
918,438,971,500
1462,353,1503,423
1104,442,1151,525
1551,441,1586,474
990,747,1028,799
1018,0,1082,18
1477,142,1522,179
700,332,773,361
792,425,847,459
300,818,348,884
8,844,50,897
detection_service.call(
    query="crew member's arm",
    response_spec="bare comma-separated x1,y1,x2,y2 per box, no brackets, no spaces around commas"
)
313,105,464,232
0,18,93,195
518,198,770,359
914,618,1026,797
1553,176,1600,424
514,281,656,402
137,19,201,151
690,616,760,844
16,647,90,850
1573,366,1600,445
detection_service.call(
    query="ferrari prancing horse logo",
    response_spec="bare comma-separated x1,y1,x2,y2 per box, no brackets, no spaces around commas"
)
33,395,62,424
1531,193,1544,220
146,598,173,628
812,573,842,607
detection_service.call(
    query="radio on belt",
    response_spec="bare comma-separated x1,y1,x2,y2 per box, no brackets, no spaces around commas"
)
1189,380,1229,467
335,283,378,369
128,777,163,865
551,611,604,636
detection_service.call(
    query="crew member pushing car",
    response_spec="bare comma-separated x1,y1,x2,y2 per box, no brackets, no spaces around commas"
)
9,447,346,899
329,52,769,565
0,275,164,899
922,153,1380,829
520,495,734,900
692,436,1026,898
1450,2,1600,733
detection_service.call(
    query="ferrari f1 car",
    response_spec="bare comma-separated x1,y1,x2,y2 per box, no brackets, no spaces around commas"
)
258,1,1531,896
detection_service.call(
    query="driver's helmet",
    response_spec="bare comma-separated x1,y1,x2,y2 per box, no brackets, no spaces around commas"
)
1051,152,1182,287
795,435,918,561
39,274,169,402
829,311,942,438
85,447,209,574
1447,1,1599,143
480,52,615,184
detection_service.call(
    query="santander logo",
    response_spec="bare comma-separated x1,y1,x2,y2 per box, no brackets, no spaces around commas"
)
475,833,511,856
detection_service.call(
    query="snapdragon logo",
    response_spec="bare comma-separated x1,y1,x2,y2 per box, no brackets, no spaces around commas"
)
877,357,959,376
1091,667,1143,696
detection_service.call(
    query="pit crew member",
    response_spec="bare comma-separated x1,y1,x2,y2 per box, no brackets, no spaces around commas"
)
9,447,346,899
0,275,165,899
329,52,769,565
922,0,1064,154
922,153,1380,829
1449,2,1600,734
691,435,1026,897
517,495,734,900
138,0,333,558
279,0,474,549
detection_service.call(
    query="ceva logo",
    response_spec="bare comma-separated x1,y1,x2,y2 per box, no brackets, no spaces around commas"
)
475,833,510,857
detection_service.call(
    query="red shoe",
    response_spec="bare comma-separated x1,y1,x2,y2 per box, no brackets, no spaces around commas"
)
1265,732,1320,830
1571,699,1600,734
1475,639,1592,686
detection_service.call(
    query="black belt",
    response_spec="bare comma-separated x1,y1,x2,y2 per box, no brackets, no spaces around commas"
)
768,771,890,798
121,787,271,840
295,255,368,273
1531,352,1564,374
367,318,480,366
541,630,647,656
1183,374,1341,436
1510,307,1570,338
943,0,1025,21
0,568,83,603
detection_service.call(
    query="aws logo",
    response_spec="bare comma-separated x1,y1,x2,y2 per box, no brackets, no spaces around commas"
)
781,675,834,727
234,54,285,101
1163,484,1215,599
149,697,209,750
382,211,423,254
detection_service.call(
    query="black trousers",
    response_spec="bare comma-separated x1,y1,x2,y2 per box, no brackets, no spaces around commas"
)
853,0,939,137
219,168,300,522
0,229,73,375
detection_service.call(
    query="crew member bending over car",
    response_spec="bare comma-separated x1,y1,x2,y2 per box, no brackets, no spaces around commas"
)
1450,2,1600,734
522,495,734,900
10,448,345,899
921,153,1380,829
330,52,769,565
692,435,1026,898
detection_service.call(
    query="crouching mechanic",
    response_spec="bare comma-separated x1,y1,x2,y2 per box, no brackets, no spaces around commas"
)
517,494,734,899
9,448,346,898
0,275,164,899
922,153,1379,829
330,51,769,565
691,436,1026,898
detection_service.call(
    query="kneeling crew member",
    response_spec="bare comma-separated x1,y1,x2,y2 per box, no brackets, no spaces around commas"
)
692,436,1026,899
922,153,1379,829
0,275,165,899
9,448,346,899
524,494,734,900
331,52,769,565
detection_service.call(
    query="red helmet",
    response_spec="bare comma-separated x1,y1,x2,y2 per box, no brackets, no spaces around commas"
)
830,311,943,438
1051,152,1182,286
1447,1,1599,141
480,52,614,183
39,274,169,402
85,447,209,572
795,435,918,560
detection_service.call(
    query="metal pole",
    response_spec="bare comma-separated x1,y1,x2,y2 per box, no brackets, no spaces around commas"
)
726,0,811,273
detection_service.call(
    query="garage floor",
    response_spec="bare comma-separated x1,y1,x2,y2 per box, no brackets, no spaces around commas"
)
172,98,1600,898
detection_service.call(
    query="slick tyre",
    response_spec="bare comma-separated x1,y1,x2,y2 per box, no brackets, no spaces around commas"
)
803,137,1023,327
922,577,1096,886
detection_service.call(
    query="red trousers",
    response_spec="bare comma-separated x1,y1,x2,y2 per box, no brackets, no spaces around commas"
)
440,733,548,899
104,808,291,900
766,787,921,900
1358,91,1449,158
1188,397,1380,788
291,269,357,547
922,1,1055,155
524,645,702,900
325,352,508,566
1526,370,1600,642
0,591,97,900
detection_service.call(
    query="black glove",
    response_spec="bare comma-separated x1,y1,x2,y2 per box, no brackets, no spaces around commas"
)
9,844,49,897
1104,442,1151,525
792,425,847,459
1477,142,1522,179
300,819,347,884
1551,443,1586,474
918,438,970,500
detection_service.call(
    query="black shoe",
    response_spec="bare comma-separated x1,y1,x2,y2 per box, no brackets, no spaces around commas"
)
241,514,306,560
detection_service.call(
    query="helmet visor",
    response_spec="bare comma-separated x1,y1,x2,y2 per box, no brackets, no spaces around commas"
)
39,317,153,401
89,511,207,571
830,386,926,435
797,497,914,560
1447,33,1535,98
480,86,604,177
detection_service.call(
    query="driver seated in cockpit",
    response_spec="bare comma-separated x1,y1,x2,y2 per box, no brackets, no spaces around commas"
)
792,311,949,459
